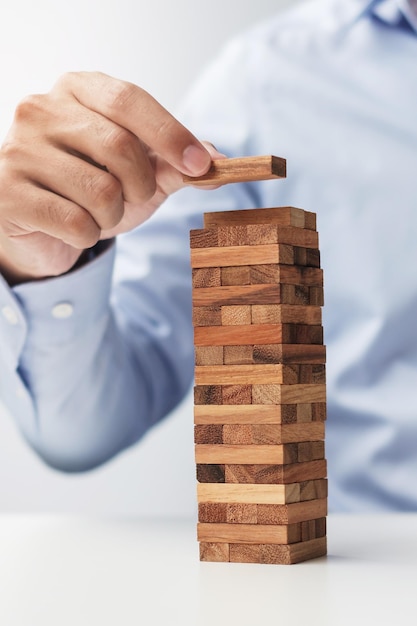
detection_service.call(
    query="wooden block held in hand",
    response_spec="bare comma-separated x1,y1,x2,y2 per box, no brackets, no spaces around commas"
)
183,155,286,186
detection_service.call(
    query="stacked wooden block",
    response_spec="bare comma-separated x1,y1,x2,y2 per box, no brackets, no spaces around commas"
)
190,206,327,564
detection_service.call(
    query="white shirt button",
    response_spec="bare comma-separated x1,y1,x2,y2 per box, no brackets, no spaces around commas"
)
51,302,74,319
1,305,19,325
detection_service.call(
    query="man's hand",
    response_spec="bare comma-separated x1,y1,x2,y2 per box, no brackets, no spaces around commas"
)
0,71,216,284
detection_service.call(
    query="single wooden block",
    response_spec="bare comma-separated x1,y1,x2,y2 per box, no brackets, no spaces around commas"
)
217,224,249,247
193,284,324,308
226,503,258,524
198,498,327,525
222,384,252,405
198,502,228,523
192,306,221,327
197,482,301,505
196,464,225,483
194,364,306,386
228,536,327,564
194,346,223,366
194,424,223,444
192,267,221,288
249,265,323,287
194,404,297,425
200,542,230,562
221,305,252,326
297,441,325,463
203,206,313,230
194,385,223,405
252,383,327,405
197,522,302,545
221,266,251,286
223,345,254,365
191,244,286,269
252,304,321,326
192,284,283,307
183,155,286,187
299,478,328,501
189,228,219,249
225,459,327,484
195,443,298,465
257,498,328,525
251,423,325,445
194,323,322,346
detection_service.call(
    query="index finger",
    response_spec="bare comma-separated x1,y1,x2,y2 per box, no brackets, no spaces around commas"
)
53,71,212,176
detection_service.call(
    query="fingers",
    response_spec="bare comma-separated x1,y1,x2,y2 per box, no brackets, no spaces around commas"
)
2,180,101,250
52,71,212,176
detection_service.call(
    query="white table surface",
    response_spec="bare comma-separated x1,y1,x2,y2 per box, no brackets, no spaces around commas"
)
0,513,415,626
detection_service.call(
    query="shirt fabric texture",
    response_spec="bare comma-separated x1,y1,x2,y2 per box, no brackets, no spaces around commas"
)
0,0,416,511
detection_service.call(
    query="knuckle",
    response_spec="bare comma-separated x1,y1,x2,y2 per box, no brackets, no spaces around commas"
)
13,93,46,124
60,206,100,249
91,171,122,208
106,81,138,114
103,127,136,160
53,71,77,92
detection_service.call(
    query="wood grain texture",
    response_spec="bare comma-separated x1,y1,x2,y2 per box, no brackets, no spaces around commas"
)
196,464,225,483
228,536,327,564
194,424,223,444
189,228,219,249
197,483,301,505
222,384,252,405
222,423,325,445
294,247,321,267
183,155,286,186
222,344,326,365
195,444,297,465
194,346,223,366
223,345,254,365
192,267,221,288
193,284,324,307
256,498,328,525
192,306,221,327
199,542,229,562
300,478,328,501
225,460,327,484
194,324,323,346
194,364,311,385
221,266,251,286
191,244,284,268
252,383,326,405
251,304,321,325
203,206,314,229
197,522,302,544
194,404,297,425
221,305,252,326
198,498,327,524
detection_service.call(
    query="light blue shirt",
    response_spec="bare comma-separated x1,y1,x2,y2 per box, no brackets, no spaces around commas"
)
1,0,416,511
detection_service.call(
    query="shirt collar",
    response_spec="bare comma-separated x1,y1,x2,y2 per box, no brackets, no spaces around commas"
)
343,0,417,33
365,0,417,32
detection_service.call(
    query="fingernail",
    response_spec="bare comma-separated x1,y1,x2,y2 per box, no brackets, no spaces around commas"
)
182,144,211,175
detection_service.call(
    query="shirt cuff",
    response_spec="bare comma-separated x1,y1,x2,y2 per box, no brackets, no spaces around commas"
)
11,240,116,347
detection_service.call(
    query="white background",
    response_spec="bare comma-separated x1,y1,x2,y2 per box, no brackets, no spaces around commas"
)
0,0,306,516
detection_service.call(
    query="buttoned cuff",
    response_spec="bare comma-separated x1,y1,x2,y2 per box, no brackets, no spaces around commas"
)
10,241,116,348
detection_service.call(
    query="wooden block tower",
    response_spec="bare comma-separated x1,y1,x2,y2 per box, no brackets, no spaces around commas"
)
188,157,327,564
